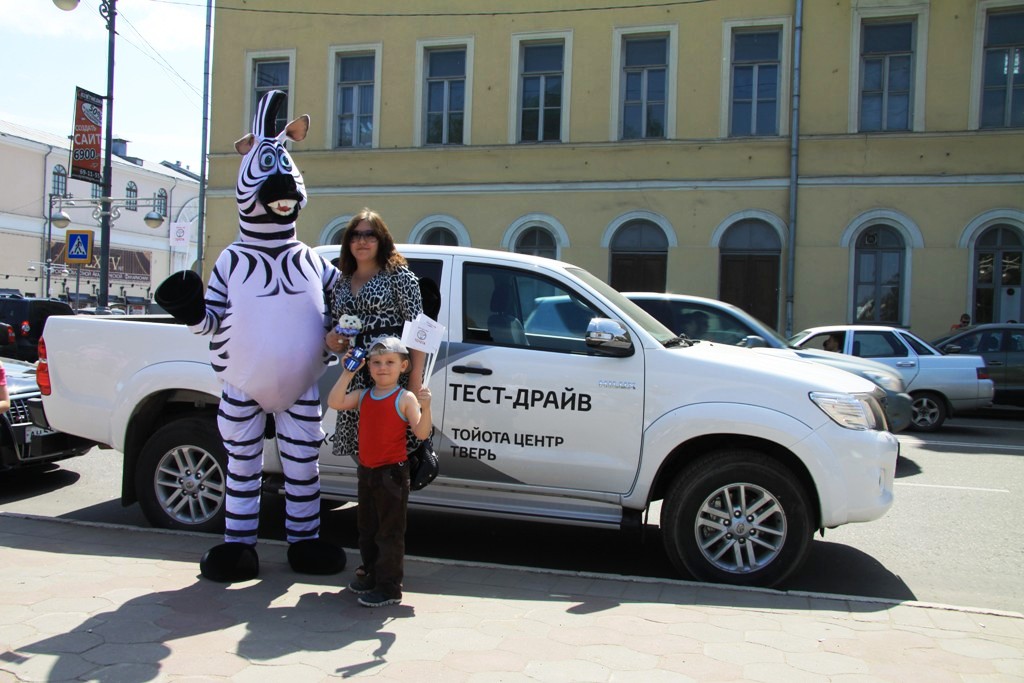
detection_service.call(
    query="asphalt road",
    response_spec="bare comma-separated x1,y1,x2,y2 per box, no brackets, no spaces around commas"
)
2,409,1021,614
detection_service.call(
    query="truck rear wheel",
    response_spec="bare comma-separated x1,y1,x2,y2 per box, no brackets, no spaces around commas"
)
136,417,227,533
661,450,812,588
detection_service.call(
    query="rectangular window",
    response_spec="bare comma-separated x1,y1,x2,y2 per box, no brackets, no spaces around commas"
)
253,59,290,132
730,30,780,136
860,21,914,132
52,168,67,196
519,43,564,143
425,49,466,145
621,37,666,140
981,9,1024,128
91,183,102,200
336,54,375,148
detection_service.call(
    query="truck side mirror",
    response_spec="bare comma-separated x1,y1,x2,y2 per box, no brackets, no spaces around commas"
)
739,335,768,348
585,318,634,357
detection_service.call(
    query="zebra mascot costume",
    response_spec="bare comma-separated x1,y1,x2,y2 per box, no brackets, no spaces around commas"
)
155,90,346,582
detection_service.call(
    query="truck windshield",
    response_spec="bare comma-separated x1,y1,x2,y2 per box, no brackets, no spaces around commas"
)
566,267,677,344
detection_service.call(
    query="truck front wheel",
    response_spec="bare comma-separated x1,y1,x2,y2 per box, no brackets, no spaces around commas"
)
661,450,812,588
136,417,227,534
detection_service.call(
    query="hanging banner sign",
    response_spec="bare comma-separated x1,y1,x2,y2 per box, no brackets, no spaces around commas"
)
70,87,103,185
170,222,191,250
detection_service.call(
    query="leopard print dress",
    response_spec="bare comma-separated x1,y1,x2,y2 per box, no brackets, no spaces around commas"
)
330,264,424,461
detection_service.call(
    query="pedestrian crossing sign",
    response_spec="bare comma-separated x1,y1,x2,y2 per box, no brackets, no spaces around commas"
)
65,230,94,264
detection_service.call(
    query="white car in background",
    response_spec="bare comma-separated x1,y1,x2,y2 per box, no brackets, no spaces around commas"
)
623,293,912,433
789,325,994,431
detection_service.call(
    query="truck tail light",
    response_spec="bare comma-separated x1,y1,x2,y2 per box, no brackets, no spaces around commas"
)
36,337,51,396
20,320,31,336
4,326,13,345
977,367,990,381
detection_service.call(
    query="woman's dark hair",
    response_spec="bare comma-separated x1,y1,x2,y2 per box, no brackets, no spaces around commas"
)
338,208,407,276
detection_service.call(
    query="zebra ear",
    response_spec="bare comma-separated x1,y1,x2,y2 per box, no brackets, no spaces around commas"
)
234,134,256,155
284,115,310,143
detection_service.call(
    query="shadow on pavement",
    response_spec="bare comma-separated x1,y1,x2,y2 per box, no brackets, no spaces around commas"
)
0,465,77,505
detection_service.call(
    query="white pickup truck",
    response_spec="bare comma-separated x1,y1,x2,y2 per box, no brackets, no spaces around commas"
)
34,245,899,588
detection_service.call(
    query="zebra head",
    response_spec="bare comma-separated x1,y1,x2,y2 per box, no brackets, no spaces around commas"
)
234,90,309,240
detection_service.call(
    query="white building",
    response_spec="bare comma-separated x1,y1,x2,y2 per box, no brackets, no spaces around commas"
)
0,120,201,311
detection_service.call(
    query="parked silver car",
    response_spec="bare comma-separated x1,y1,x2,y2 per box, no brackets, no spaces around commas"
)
789,325,995,431
623,293,912,432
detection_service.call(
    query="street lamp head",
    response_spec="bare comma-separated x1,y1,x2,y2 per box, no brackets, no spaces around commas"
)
51,210,71,230
143,211,165,229
52,0,81,10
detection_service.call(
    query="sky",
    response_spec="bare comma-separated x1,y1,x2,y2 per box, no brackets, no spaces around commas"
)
3,0,210,174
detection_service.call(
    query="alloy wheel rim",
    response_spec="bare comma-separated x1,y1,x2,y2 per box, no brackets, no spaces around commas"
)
154,445,225,525
694,482,787,574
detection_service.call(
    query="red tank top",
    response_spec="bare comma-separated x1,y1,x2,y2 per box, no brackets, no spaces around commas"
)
357,386,409,468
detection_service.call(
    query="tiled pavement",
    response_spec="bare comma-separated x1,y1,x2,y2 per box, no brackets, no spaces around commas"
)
0,513,1021,682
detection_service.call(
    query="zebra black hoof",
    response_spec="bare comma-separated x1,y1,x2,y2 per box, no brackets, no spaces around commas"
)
287,539,347,575
200,543,259,582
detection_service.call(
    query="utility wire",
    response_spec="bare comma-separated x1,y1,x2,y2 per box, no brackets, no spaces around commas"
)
152,0,715,18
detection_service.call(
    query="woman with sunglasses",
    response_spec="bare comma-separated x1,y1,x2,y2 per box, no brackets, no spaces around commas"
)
325,208,426,461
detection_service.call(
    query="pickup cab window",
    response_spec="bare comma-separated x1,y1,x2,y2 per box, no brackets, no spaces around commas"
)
463,263,601,353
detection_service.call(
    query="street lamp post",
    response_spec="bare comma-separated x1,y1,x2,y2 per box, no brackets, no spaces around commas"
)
50,194,164,309
44,193,72,299
54,0,117,312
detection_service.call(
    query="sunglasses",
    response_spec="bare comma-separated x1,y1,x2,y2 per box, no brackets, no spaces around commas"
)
349,230,378,242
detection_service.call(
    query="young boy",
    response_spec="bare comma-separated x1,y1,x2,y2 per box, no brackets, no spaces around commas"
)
327,335,432,607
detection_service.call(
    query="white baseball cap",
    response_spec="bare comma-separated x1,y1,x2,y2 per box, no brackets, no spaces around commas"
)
368,335,409,356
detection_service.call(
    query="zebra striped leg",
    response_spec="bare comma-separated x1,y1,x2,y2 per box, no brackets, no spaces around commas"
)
217,385,266,545
276,385,326,544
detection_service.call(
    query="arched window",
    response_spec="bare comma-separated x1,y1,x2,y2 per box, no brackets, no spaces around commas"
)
155,189,168,217
609,220,668,291
719,219,782,329
422,227,459,246
514,226,557,259
126,182,138,211
973,225,1023,323
52,165,67,196
853,225,905,323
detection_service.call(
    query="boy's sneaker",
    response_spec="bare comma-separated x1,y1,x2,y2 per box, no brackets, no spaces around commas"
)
347,575,375,595
358,591,401,608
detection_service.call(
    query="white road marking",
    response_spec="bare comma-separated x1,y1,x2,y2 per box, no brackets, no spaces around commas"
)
898,438,1024,452
895,482,1010,493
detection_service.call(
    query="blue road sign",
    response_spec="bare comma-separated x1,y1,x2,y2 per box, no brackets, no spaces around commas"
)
65,230,94,265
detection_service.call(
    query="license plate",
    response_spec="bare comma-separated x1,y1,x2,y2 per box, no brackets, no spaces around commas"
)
25,426,55,443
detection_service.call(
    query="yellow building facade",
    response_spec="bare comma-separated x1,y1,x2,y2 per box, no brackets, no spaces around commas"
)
206,0,1023,340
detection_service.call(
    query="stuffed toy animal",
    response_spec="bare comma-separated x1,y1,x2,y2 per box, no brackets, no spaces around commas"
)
155,90,345,582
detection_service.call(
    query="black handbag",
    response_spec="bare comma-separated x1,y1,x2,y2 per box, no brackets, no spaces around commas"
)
407,440,439,491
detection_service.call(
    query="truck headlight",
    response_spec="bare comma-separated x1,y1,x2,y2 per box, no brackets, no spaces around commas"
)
810,392,879,431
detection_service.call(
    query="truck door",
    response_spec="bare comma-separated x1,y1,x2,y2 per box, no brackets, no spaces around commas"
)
317,256,449,476
438,260,646,495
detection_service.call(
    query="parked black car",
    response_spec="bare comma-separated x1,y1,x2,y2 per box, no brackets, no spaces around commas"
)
932,323,1024,407
1,358,95,472
0,297,75,362
0,322,15,358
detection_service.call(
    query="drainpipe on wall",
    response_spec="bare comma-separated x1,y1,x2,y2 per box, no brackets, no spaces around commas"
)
41,145,57,267
785,0,804,337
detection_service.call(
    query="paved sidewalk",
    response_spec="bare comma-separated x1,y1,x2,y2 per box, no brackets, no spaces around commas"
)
0,513,1021,682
